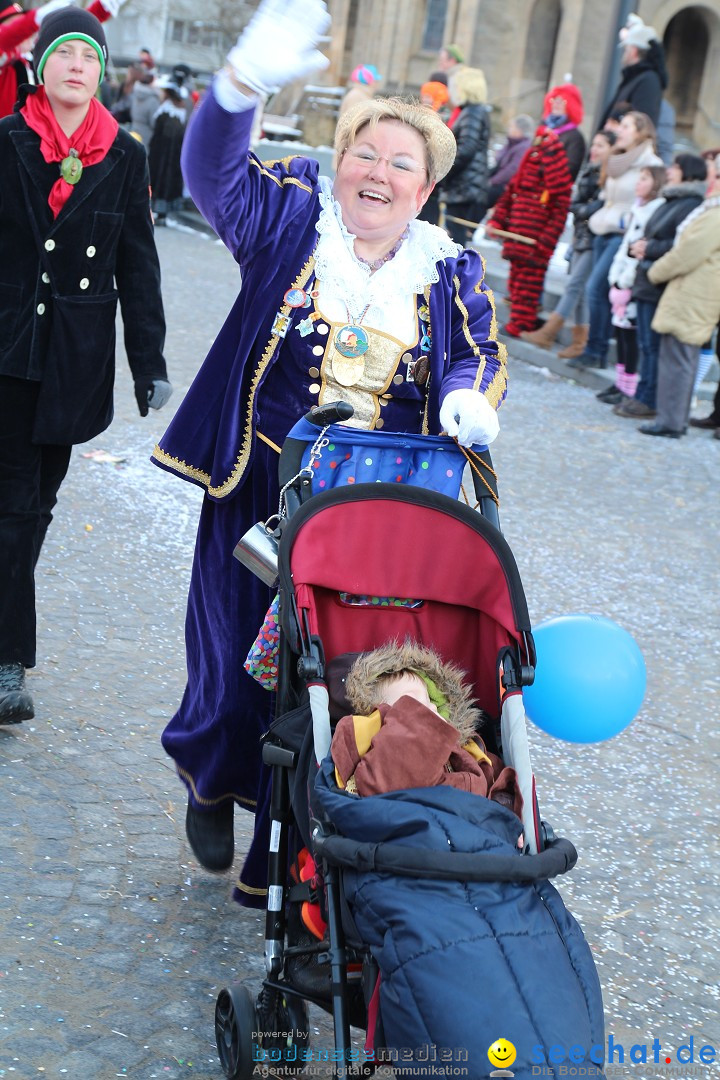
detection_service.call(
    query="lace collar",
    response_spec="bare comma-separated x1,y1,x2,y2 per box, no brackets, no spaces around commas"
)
314,176,460,313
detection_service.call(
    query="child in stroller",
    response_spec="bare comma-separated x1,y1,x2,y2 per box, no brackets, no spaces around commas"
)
215,412,606,1080
331,639,522,817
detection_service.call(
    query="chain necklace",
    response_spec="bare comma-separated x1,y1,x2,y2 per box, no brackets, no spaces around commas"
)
354,227,409,272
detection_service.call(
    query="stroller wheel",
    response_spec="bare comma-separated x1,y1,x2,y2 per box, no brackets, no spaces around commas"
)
215,984,258,1079
258,992,310,1074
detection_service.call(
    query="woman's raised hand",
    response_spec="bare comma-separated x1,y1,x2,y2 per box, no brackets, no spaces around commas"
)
226,0,330,97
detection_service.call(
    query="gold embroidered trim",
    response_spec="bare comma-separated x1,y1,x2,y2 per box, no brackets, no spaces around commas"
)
453,274,482,360
156,255,316,498
421,283,432,434
257,430,282,454
235,879,268,896
151,444,212,486
249,156,313,192
177,764,256,809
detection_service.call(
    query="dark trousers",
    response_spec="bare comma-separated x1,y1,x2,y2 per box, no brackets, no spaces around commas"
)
0,376,72,667
635,299,661,408
585,233,623,361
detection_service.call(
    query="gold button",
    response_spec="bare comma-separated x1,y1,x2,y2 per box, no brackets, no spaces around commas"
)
86,245,96,257
37,303,45,315
317,324,329,336
393,374,404,385
308,366,320,378
80,278,89,290
401,352,413,364
375,417,384,429
308,382,321,394
44,239,55,251
42,272,50,284
312,345,324,357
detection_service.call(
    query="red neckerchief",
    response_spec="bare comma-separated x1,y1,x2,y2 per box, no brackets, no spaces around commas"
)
20,85,118,217
447,106,462,129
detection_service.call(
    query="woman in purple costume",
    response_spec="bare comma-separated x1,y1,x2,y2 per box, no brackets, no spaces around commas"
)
152,0,508,905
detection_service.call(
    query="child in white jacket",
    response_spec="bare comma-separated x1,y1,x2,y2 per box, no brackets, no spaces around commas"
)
597,165,666,403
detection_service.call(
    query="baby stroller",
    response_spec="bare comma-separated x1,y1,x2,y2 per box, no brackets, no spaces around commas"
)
214,404,605,1079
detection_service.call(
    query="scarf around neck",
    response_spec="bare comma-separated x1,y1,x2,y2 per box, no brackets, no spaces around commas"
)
20,86,118,218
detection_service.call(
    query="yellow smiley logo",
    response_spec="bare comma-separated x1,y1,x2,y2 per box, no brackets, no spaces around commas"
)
487,1039,517,1068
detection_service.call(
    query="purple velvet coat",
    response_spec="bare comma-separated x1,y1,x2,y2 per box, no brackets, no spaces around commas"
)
152,87,508,905
152,89,507,501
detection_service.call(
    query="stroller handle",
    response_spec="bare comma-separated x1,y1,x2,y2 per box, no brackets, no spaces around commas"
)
305,401,354,426
311,829,578,882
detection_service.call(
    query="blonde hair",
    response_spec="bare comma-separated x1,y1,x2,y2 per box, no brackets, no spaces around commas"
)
448,66,487,106
334,96,457,184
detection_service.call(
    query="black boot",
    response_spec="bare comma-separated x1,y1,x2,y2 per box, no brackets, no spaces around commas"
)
0,662,34,725
185,799,235,872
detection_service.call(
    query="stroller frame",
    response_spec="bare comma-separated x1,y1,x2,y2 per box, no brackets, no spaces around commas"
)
215,405,578,1079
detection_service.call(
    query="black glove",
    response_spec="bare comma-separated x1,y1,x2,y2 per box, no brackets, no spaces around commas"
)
134,377,173,417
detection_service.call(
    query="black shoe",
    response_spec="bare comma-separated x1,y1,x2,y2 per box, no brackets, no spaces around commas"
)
689,415,720,430
185,800,235,872
639,423,683,439
596,385,623,404
566,353,607,370
0,663,34,725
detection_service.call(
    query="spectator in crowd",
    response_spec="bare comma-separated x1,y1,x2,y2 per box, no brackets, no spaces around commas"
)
599,15,667,128
436,42,464,76
337,63,381,122
603,103,630,136
129,64,160,145
596,164,666,404
614,152,708,418
416,72,450,227
486,122,573,336
568,111,661,370
485,115,533,209
438,65,491,245
542,81,586,180
110,60,143,123
520,129,616,355
639,156,720,438
420,71,449,117
148,74,187,225
0,8,170,725
137,46,155,71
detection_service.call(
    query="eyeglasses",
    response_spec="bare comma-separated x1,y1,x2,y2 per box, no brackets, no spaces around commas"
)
344,146,427,177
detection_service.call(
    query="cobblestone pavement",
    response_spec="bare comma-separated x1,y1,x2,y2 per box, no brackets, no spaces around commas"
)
1,224,718,1080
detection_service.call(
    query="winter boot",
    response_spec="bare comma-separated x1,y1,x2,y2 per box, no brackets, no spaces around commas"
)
519,311,564,348
0,662,34,725
557,324,589,360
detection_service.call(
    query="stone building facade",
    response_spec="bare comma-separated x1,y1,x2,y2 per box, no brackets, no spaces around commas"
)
328,0,720,148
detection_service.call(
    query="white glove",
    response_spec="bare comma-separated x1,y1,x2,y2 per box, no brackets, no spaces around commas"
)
227,0,330,97
34,0,75,24
97,0,129,15
439,389,500,447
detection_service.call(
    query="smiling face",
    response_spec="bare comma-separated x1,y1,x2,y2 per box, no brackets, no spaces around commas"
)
488,1039,517,1069
41,38,101,114
333,119,433,247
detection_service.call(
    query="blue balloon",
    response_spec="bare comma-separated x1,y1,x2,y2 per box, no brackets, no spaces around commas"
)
523,614,646,743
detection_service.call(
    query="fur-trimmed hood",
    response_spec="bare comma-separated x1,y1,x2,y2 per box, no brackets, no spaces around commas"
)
345,639,480,742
